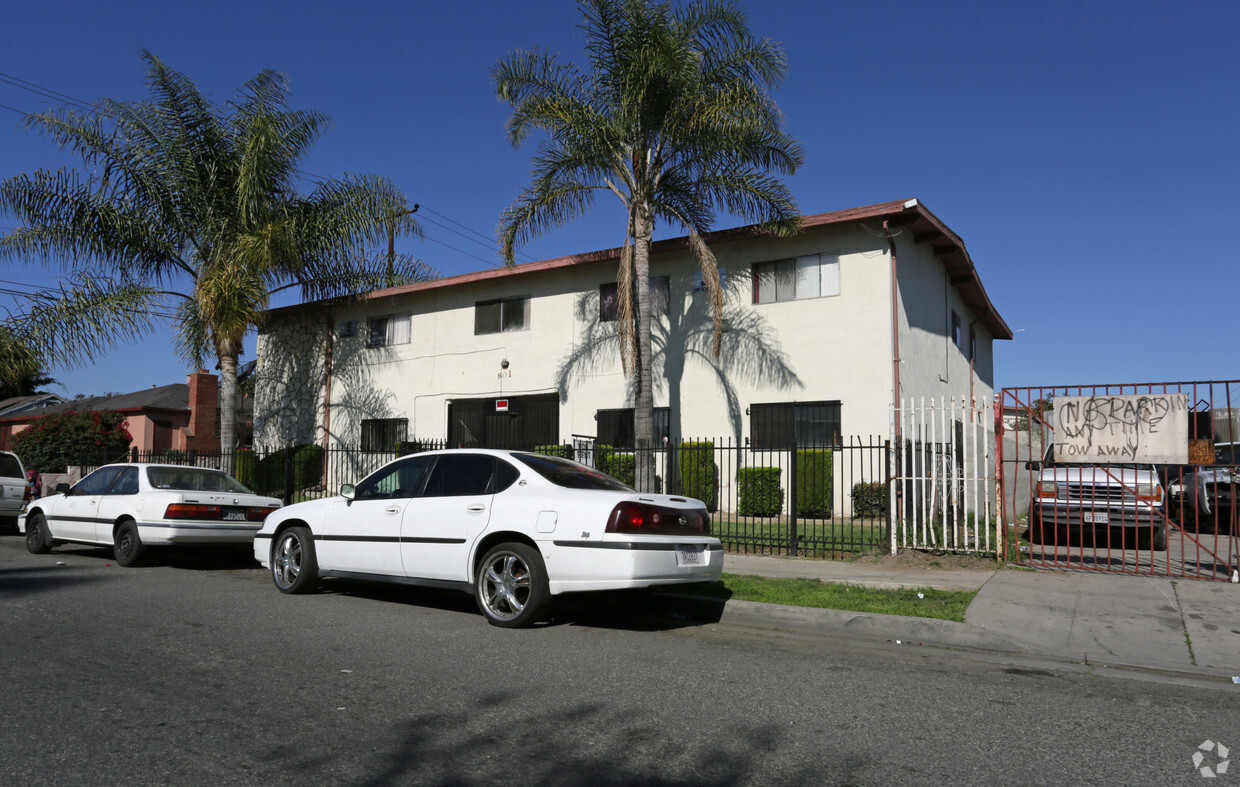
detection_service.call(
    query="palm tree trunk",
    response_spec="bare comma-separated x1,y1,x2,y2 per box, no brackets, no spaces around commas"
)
632,210,656,493
219,353,238,456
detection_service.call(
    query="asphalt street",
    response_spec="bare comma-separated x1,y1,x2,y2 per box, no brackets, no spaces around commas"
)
2,535,1238,785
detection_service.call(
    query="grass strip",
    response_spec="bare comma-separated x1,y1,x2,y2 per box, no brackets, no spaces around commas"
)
677,573,976,622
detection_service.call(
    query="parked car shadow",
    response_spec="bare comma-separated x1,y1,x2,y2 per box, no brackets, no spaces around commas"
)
317,579,726,632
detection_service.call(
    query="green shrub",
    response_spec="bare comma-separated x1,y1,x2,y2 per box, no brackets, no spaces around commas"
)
534,444,573,459
795,449,833,518
851,481,888,518
233,449,258,489
10,409,133,473
679,441,717,511
254,444,325,496
594,445,660,491
738,466,782,517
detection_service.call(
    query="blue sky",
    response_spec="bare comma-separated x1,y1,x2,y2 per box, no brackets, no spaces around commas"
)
2,0,1236,398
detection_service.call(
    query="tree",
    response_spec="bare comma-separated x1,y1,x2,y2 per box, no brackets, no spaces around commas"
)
0,53,436,452
11,409,133,473
493,0,802,490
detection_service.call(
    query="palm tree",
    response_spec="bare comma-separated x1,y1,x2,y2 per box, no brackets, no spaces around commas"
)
0,53,434,452
493,0,802,491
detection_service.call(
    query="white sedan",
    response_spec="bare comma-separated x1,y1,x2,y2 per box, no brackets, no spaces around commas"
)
254,449,723,627
21,463,281,566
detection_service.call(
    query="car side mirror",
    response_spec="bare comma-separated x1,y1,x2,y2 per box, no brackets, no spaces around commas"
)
339,484,356,501
1025,461,1041,471
55,483,72,495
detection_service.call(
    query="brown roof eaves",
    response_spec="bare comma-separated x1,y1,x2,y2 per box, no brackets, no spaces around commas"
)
267,199,1011,340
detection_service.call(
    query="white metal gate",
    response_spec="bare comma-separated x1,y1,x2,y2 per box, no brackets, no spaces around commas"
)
891,397,999,555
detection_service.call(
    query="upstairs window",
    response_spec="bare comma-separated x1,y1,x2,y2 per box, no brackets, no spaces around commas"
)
600,276,669,322
476,296,529,334
951,310,963,351
753,253,840,304
368,314,411,347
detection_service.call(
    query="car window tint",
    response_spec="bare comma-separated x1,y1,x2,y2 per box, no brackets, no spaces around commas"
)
493,459,520,493
423,454,495,497
512,453,632,491
110,466,140,495
0,453,22,478
356,456,433,501
75,466,125,496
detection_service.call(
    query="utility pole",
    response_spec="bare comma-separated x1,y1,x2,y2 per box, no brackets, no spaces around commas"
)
386,204,419,287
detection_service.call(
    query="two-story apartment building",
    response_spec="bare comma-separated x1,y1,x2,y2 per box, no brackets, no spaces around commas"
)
253,199,1010,463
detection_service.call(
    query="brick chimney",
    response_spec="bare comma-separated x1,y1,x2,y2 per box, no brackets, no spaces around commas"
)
185,369,220,453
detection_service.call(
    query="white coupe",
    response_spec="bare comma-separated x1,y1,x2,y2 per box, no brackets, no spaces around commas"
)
254,449,723,627
22,463,281,566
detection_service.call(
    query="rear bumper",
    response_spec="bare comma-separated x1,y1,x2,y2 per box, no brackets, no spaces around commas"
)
137,521,263,545
544,538,724,594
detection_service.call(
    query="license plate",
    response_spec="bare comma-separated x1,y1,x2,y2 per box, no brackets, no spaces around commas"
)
222,508,248,522
675,545,705,567
1083,511,1109,524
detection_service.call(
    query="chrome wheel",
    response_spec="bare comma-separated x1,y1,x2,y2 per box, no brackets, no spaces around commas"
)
475,543,550,628
272,527,318,594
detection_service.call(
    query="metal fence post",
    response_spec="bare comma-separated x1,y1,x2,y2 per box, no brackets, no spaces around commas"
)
283,444,295,507
789,437,798,557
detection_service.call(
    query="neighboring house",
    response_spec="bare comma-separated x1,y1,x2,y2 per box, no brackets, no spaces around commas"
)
0,392,68,419
0,370,222,454
253,198,1011,458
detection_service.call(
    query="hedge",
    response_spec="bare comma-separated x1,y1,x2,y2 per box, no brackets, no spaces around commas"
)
250,444,325,496
10,409,133,474
851,481,888,518
679,441,717,511
795,449,833,518
737,466,782,517
534,444,573,459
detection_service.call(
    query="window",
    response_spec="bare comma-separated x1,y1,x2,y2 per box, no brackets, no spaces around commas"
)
749,401,841,449
361,418,408,452
753,254,839,304
599,276,669,322
595,407,671,448
367,314,411,347
423,453,506,496
355,455,434,501
110,466,139,495
968,324,977,361
475,296,528,334
951,310,962,350
74,466,125,496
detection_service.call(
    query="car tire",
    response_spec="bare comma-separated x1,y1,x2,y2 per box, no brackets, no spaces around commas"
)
1150,527,1167,551
113,521,144,567
25,512,52,554
271,526,319,594
475,542,550,628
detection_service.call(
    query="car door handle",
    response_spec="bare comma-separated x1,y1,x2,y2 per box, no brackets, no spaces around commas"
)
466,504,487,513
385,506,402,515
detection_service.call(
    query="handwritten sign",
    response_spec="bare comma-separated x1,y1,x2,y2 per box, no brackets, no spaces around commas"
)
1054,393,1188,464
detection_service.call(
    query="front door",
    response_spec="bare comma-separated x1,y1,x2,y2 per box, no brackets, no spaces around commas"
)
400,453,500,582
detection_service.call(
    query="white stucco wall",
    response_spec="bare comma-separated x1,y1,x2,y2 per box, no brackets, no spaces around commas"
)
255,217,1000,452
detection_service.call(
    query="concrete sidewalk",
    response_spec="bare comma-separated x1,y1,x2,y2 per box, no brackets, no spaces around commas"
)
713,554,1240,679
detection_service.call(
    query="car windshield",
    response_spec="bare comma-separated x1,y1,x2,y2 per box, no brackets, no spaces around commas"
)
513,453,633,491
146,467,253,493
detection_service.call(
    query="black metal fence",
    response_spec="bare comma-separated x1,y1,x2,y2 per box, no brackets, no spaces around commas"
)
82,435,891,558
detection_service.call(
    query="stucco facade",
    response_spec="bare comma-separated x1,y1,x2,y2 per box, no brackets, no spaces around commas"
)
253,199,1009,453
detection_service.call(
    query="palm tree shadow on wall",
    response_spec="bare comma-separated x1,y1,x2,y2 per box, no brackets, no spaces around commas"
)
255,315,406,448
556,283,803,443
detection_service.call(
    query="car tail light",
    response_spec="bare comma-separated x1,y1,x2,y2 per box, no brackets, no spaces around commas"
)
165,503,223,519
23,484,32,504
606,501,710,536
247,506,279,521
